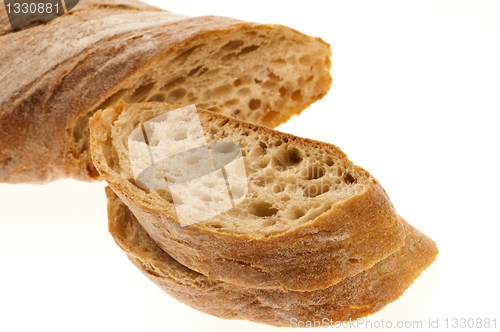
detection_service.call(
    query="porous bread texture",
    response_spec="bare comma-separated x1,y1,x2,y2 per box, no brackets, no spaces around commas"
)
90,101,406,291
106,187,439,327
0,0,331,183
68,23,331,179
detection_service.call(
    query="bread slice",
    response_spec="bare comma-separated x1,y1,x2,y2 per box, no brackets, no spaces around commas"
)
0,0,331,183
106,187,438,327
90,101,406,291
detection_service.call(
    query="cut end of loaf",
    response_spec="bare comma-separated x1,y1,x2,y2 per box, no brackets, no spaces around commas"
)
68,21,331,180
106,185,438,327
91,101,370,238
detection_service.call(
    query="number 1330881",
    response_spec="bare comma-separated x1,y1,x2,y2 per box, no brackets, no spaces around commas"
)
6,2,61,14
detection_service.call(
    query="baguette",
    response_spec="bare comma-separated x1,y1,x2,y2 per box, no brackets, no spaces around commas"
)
0,0,331,183
90,101,406,291
106,187,438,327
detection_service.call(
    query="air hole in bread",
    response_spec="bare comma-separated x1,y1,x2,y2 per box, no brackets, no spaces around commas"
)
348,258,360,264
173,44,204,64
343,172,355,185
218,118,229,127
222,45,260,61
325,156,334,166
98,88,130,110
167,88,187,101
149,93,166,102
281,195,291,202
224,99,239,106
279,86,287,97
268,72,282,82
302,164,326,180
161,77,187,91
291,89,302,101
222,40,244,51
130,82,155,102
273,146,302,170
272,184,284,194
248,98,261,110
240,45,260,55
208,107,222,113
188,66,203,76
196,67,209,76
249,201,278,218
211,84,233,98
290,207,306,220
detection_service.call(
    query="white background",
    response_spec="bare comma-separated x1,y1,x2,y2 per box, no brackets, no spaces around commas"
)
1,0,499,331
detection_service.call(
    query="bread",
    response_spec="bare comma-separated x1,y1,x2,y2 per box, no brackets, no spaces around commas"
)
0,0,331,184
106,187,438,327
90,101,406,291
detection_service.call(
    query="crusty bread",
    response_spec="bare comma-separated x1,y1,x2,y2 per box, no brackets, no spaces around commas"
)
90,101,406,291
106,187,438,327
0,0,331,183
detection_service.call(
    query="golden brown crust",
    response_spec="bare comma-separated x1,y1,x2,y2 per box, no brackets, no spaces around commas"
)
0,0,331,184
106,187,438,327
91,101,406,291
117,177,405,291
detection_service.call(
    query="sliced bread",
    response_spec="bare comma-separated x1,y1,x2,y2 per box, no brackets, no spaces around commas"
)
106,187,438,327
90,101,406,291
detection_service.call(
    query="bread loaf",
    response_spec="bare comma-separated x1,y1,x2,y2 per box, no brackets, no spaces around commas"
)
0,0,331,183
106,187,438,327
90,101,406,291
